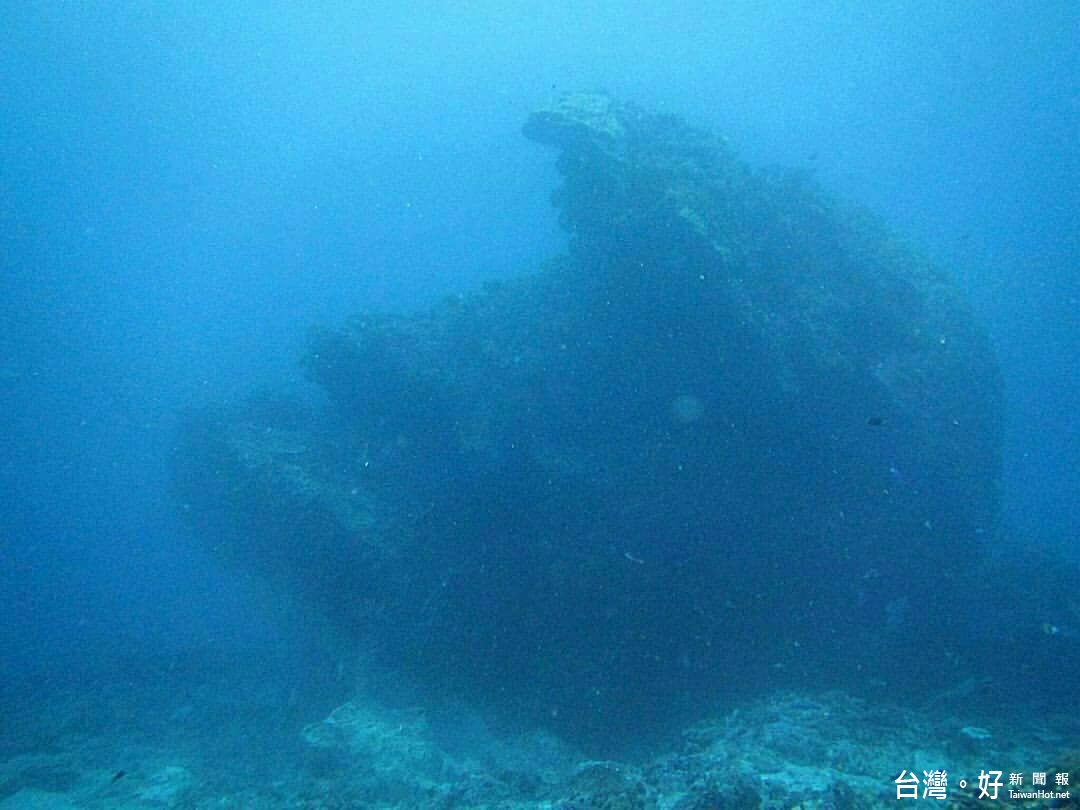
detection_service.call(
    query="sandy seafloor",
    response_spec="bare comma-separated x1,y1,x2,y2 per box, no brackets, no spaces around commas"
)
1,653,1076,810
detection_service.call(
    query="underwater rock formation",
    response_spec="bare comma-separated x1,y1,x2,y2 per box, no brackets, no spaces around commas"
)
173,94,1003,743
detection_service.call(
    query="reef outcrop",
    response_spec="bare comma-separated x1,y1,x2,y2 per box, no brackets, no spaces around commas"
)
173,94,1003,742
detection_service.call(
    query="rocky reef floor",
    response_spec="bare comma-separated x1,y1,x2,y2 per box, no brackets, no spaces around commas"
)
1,653,1075,809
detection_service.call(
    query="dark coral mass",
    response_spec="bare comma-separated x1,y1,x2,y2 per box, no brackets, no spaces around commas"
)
172,94,1002,742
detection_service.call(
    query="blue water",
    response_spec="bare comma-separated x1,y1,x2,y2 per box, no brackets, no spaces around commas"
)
1,2,1077,798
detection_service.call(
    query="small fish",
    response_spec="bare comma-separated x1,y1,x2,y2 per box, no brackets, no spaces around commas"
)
866,416,887,427
110,770,126,784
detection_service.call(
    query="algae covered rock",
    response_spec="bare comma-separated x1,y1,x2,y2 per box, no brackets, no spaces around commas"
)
173,94,1003,743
